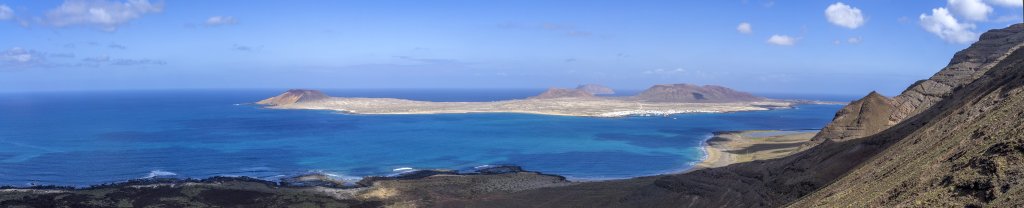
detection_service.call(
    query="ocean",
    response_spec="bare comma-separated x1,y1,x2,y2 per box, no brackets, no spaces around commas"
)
0,89,843,187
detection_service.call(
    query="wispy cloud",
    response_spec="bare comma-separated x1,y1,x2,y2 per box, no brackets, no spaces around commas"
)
737,22,752,34
2,47,164,69
80,56,166,66
393,55,462,65
0,4,14,20
205,16,237,26
45,0,164,31
108,43,127,49
767,35,797,46
232,44,260,52
1,48,43,65
109,58,165,66
847,36,862,44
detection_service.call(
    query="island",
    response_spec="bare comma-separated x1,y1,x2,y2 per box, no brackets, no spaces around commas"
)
256,84,795,117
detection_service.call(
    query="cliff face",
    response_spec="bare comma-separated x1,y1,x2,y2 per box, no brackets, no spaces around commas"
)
576,84,615,95
889,24,1024,125
528,88,594,99
632,84,763,102
256,89,329,106
812,24,1024,142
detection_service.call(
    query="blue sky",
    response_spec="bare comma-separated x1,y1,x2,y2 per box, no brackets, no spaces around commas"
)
0,0,1022,95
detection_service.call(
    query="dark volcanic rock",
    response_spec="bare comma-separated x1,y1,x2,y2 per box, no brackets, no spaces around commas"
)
575,84,615,95
0,177,382,207
631,84,763,102
256,89,330,106
528,88,595,99
280,173,348,188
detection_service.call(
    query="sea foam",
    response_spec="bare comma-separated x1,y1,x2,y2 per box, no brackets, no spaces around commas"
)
144,170,177,179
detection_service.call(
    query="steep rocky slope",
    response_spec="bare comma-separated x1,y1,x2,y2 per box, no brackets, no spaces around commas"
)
632,84,763,102
256,89,329,105
456,23,1024,208
790,36,1024,207
811,24,1024,142
889,25,1024,125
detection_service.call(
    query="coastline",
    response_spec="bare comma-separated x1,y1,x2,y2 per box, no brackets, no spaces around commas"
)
0,130,822,207
691,130,819,170
0,130,820,189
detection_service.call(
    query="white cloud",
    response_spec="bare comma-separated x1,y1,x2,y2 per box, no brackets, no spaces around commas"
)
736,22,752,34
920,7,978,44
825,2,865,29
948,0,993,21
45,0,164,31
848,36,862,44
2,48,35,63
0,5,13,20
205,16,237,26
987,0,1023,7
767,35,797,46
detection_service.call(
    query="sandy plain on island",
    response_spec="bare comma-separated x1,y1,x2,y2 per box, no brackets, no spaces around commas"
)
693,130,819,170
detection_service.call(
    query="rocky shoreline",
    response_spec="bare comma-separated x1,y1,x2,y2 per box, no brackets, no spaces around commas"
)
0,165,571,207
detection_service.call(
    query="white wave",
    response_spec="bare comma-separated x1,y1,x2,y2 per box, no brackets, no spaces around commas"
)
304,170,362,181
393,167,414,172
144,170,177,178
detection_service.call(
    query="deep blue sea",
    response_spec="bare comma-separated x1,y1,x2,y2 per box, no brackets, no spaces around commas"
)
0,89,843,187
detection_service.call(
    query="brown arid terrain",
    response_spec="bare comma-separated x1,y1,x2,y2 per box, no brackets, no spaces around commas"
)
257,84,791,117
527,87,595,99
633,84,765,102
3,23,1023,208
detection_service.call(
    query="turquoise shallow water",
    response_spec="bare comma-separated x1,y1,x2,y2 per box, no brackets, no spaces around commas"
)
0,90,843,187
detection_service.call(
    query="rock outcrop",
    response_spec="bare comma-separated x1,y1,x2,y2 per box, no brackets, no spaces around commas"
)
810,91,894,142
528,88,594,99
811,24,1024,142
575,84,615,95
632,84,763,102
256,89,329,106
889,24,1024,125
